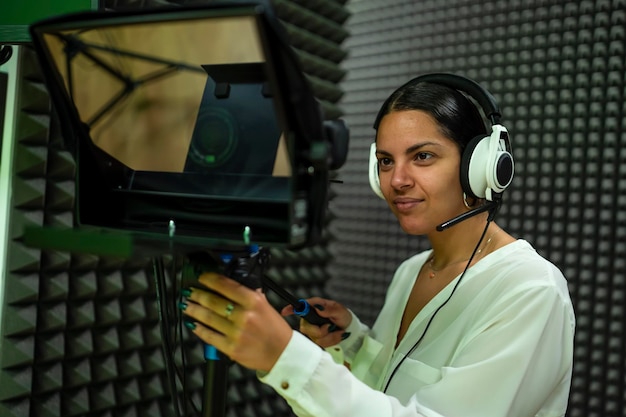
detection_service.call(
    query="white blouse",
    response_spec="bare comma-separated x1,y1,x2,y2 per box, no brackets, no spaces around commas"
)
260,240,575,417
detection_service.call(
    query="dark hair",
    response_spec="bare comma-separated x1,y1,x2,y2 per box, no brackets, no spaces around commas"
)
374,81,487,152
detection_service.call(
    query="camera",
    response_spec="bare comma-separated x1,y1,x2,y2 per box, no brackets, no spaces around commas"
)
25,1,348,256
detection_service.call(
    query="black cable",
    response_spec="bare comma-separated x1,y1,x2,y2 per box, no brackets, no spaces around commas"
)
173,255,190,417
382,216,493,393
153,256,183,417
174,254,201,416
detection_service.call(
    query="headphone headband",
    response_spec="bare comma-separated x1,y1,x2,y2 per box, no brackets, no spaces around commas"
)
370,72,514,203
373,73,502,130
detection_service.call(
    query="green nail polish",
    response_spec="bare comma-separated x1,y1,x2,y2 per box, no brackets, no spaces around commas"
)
181,288,192,297
341,332,351,340
178,302,187,311
184,320,196,330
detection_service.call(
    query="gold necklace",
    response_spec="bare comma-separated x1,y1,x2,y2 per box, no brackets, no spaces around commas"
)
427,232,496,279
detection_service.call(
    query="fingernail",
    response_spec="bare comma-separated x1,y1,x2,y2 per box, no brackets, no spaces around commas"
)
178,302,187,311
181,288,192,297
314,304,325,311
341,332,351,340
328,324,337,332
184,320,196,330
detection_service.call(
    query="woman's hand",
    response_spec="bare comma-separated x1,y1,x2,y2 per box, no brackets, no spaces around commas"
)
281,296,352,348
181,272,293,373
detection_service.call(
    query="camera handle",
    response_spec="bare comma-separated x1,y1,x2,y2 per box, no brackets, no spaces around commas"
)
261,273,332,327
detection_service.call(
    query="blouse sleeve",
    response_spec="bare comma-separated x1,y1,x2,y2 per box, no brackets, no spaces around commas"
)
330,309,371,364
259,331,418,417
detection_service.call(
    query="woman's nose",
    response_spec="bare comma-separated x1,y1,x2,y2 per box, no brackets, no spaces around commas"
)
389,164,412,191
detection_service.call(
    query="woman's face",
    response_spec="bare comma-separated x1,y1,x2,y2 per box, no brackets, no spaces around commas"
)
375,110,467,235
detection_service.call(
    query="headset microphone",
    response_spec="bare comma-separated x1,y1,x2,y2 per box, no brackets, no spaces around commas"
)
436,198,500,231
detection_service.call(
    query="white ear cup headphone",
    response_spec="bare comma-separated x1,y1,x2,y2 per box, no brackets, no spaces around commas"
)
369,142,385,199
460,124,513,201
369,73,514,202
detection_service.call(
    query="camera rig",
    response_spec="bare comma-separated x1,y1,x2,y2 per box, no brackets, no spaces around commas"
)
25,2,349,417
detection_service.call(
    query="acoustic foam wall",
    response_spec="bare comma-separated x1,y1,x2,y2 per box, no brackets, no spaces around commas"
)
330,1,625,416
0,1,350,416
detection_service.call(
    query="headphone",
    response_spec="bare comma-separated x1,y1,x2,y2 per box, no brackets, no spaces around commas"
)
369,73,514,204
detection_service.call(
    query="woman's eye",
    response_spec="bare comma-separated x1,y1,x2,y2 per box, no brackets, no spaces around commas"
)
379,157,392,167
415,152,432,161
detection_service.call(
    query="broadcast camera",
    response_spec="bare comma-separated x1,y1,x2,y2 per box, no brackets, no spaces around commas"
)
25,3,349,415
26,0,349,257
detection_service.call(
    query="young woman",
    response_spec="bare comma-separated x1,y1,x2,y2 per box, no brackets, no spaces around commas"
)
180,75,576,417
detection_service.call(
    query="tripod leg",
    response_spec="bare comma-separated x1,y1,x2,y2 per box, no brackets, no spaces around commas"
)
202,345,229,417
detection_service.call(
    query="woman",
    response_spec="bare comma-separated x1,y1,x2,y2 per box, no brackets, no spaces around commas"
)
180,75,576,417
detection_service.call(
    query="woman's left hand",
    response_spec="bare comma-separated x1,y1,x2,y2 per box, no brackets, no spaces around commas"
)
181,272,293,373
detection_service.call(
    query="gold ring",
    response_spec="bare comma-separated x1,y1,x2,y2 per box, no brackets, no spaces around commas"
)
225,303,235,318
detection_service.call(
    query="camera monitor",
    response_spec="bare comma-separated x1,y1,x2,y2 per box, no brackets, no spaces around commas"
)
26,1,346,256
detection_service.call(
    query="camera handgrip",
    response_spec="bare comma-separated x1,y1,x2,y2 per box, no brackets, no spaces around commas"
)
294,299,332,327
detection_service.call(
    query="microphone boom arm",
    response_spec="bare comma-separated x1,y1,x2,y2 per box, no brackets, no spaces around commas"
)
436,198,501,231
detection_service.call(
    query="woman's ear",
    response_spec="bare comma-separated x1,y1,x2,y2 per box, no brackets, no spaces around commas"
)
463,193,482,209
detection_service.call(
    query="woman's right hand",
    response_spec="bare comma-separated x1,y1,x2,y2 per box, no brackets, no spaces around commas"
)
280,296,353,348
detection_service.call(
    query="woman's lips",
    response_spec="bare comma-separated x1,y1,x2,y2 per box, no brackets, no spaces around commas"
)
393,197,422,212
